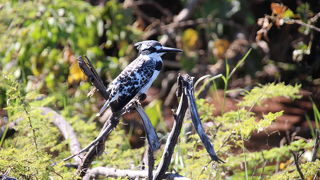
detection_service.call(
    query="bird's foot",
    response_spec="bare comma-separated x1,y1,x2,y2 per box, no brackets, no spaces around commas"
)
138,93,147,102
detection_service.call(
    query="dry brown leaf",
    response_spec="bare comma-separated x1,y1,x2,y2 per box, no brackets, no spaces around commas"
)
271,3,287,16
213,39,230,59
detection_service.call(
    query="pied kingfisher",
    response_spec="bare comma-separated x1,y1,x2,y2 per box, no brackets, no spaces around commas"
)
97,40,182,116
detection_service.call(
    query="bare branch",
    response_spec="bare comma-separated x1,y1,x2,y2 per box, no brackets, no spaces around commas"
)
76,115,120,177
286,19,320,33
174,0,207,22
148,146,155,180
153,74,189,180
290,150,305,180
142,0,207,41
126,0,173,20
77,56,109,100
184,76,224,163
40,107,82,164
135,104,160,151
310,12,320,23
0,174,17,180
62,113,119,162
123,0,158,24
83,167,190,180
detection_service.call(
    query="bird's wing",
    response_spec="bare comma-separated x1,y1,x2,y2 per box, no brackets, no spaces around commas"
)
97,58,155,115
110,58,156,111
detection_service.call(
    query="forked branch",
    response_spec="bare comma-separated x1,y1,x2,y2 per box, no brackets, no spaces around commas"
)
66,57,222,179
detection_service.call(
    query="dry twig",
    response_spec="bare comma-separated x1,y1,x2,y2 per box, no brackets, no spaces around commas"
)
135,104,160,151
76,114,120,177
77,56,109,99
184,76,224,163
148,146,155,180
153,75,189,180
154,74,223,180
290,150,305,180
83,166,190,180
41,107,82,164
174,0,207,22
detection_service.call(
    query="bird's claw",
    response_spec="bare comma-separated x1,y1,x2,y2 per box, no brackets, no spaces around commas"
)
138,93,147,102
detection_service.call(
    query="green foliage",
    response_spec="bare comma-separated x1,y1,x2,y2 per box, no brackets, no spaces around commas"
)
0,147,52,179
215,109,283,139
0,0,140,178
196,98,216,122
0,0,103,78
97,128,145,169
271,160,320,179
175,81,308,179
102,0,137,51
0,75,95,179
145,100,163,126
0,0,318,179
238,83,301,107
0,0,139,111
172,50,316,179
0,75,72,178
227,139,312,168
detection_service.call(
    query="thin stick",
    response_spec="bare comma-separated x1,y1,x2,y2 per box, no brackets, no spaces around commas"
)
77,116,120,177
83,167,190,180
148,146,154,180
184,76,224,163
286,19,320,33
290,150,305,180
153,75,189,180
174,0,207,22
41,107,82,164
135,105,160,151
63,116,118,162
77,56,109,99
22,101,38,150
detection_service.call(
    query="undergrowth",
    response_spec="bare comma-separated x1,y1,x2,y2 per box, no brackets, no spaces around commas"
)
1,58,318,179
0,0,319,178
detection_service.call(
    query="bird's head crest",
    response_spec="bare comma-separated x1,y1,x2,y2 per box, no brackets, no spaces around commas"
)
134,40,182,55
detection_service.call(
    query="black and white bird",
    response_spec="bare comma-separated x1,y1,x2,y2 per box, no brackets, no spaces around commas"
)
97,40,182,116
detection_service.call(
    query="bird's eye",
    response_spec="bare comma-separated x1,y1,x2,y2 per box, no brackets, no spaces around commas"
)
148,47,156,52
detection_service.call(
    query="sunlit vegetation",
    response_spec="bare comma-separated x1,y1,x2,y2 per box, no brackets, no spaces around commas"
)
1,0,319,179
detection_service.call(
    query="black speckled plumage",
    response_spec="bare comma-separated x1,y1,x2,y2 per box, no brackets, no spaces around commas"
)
107,56,156,112
96,40,182,116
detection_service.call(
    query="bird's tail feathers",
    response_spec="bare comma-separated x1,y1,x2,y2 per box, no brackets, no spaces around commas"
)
96,100,110,117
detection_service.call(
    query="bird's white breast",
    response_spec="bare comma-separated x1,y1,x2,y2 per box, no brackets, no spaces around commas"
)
138,53,162,95
139,70,160,94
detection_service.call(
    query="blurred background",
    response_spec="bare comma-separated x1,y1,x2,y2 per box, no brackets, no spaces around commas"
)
0,0,320,179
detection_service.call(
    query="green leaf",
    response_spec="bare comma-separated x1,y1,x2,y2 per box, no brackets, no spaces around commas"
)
144,100,162,126
283,9,294,18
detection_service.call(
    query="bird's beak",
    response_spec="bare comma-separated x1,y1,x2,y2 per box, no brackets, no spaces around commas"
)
157,46,183,53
